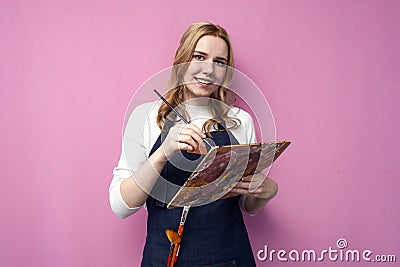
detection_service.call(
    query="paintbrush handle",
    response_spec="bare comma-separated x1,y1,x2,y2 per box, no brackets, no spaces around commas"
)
171,243,179,265
154,89,213,152
166,242,175,267
173,245,181,264
154,89,189,124
172,206,190,264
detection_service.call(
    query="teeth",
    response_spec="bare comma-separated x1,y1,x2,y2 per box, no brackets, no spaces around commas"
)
196,78,212,84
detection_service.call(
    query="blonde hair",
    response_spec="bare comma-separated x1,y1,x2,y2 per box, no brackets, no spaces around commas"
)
156,22,240,133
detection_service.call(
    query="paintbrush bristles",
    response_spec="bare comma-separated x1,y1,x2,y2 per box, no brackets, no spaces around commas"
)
165,229,181,244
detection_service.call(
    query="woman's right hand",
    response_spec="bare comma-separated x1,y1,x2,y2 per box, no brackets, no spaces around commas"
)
160,123,206,159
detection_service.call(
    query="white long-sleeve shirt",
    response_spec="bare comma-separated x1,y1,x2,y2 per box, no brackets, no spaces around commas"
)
109,101,257,219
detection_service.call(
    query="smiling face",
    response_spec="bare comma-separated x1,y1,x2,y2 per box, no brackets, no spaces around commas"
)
183,35,229,102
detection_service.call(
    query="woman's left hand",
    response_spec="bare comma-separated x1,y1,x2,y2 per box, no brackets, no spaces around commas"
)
226,173,278,200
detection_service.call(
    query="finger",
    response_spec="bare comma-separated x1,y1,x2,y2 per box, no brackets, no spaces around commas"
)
233,187,266,197
242,173,265,182
181,135,205,152
237,180,266,189
249,180,264,192
186,123,206,138
184,124,207,144
241,175,253,182
177,134,198,150
234,182,266,193
234,181,251,190
222,191,240,199
180,126,205,146
229,188,253,196
177,142,194,152
246,174,268,192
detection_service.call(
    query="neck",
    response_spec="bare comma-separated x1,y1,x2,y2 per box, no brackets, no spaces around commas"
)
183,97,211,106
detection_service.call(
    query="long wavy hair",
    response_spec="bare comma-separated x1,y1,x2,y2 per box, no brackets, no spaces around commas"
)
156,22,240,134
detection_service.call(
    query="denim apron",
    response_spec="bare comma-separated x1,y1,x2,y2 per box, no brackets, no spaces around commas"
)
141,123,256,267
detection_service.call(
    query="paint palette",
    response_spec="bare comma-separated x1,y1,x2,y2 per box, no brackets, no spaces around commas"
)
167,140,291,208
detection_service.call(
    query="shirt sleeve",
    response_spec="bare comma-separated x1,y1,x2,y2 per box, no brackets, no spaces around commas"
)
108,103,151,219
109,156,141,219
245,111,257,144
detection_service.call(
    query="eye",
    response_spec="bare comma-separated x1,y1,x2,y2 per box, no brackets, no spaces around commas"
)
193,54,205,61
214,60,226,66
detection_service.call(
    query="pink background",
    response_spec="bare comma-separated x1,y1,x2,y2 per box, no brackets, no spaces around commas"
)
1,0,399,266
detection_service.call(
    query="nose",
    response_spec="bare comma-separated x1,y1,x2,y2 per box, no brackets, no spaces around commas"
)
201,60,214,75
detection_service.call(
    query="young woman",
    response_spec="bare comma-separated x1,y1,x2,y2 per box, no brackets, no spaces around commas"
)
109,22,278,266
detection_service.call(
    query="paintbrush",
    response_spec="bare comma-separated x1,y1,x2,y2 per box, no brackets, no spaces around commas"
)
171,206,190,266
165,205,190,267
154,89,213,154
165,230,181,267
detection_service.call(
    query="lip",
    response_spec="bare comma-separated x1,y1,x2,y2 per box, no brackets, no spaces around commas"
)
194,77,214,87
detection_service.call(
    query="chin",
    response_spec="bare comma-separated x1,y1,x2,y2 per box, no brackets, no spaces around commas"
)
186,84,217,99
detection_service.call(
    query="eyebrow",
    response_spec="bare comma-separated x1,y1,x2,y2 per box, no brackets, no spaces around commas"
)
193,50,228,62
